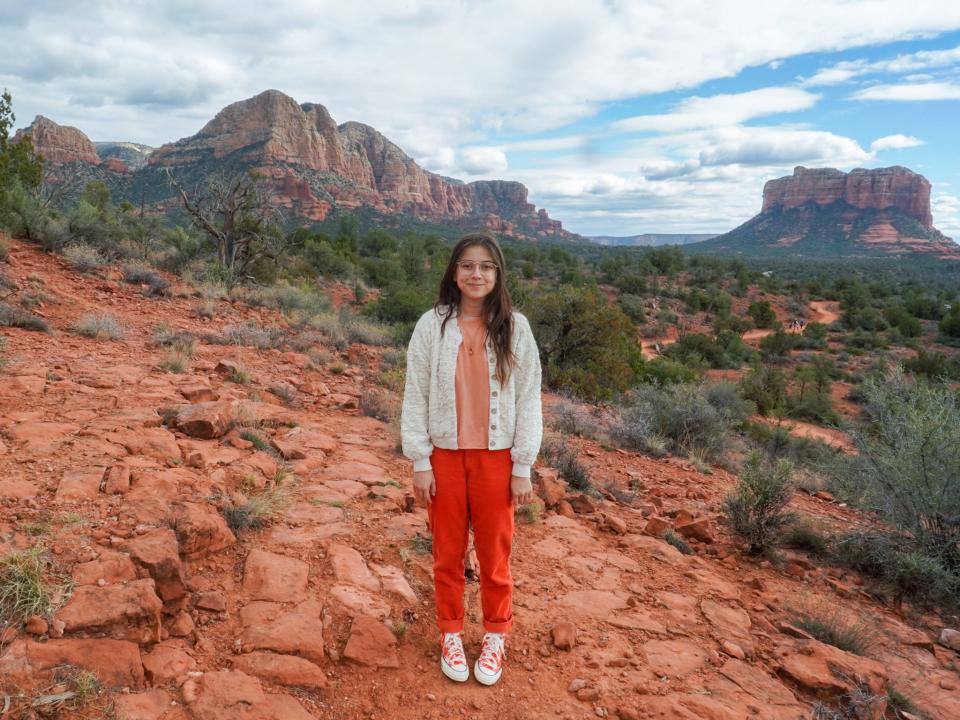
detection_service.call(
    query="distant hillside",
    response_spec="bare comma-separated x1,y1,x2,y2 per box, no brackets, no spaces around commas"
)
14,91,577,242
686,166,960,260
590,233,716,247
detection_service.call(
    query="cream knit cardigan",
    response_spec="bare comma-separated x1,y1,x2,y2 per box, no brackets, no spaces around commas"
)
400,306,543,477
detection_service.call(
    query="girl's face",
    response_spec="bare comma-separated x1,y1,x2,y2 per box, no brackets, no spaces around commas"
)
455,244,498,305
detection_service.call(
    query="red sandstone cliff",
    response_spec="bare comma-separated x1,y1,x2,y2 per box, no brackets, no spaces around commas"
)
15,116,101,166
762,166,933,227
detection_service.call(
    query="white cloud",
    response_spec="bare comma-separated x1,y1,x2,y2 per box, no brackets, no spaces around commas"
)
3,1,960,148
932,193,960,241
614,87,820,132
870,134,924,152
457,147,508,176
853,81,960,101
803,44,960,86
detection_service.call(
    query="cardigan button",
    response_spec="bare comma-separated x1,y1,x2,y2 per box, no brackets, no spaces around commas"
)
491,391,498,397
490,424,497,430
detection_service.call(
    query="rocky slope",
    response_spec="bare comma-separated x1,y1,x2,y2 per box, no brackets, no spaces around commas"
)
1,237,959,719
689,166,960,259
17,91,571,240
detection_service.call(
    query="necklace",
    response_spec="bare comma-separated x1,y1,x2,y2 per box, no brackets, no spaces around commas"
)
459,318,487,356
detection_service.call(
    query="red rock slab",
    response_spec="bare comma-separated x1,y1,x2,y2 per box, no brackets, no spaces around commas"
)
328,584,391,620
285,501,344,525
718,658,799,708
775,639,888,701
369,563,418,605
343,615,399,668
319,460,389,486
96,406,163,429
7,421,77,454
123,528,187,601
328,542,380,592
175,401,235,439
108,427,181,463
179,440,242,468
113,689,171,720
0,478,41,499
72,551,138,586
306,478,367,500
54,466,105,502
55,578,163,644
20,638,145,687
239,600,326,663
700,599,752,645
232,651,328,689
7,375,45,394
242,549,309,602
170,501,236,558
142,640,197,683
607,611,667,634
104,464,132,494
187,670,315,720
642,639,711,679
558,590,630,618
282,427,337,453
531,537,569,560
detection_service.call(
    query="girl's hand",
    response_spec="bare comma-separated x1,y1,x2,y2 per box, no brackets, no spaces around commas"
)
511,475,533,506
413,470,436,505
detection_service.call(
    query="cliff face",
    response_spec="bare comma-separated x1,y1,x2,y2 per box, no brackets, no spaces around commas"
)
762,166,933,227
690,165,958,259
15,116,101,166
140,90,565,237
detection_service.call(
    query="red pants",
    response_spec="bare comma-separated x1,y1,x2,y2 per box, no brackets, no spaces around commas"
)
428,447,514,633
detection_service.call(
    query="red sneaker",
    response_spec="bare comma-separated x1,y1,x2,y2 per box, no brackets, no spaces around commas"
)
440,632,469,682
474,632,505,686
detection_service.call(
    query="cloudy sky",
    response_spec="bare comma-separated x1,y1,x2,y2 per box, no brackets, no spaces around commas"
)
3,1,960,239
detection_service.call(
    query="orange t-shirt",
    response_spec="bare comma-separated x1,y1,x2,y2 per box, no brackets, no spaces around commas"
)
455,317,490,449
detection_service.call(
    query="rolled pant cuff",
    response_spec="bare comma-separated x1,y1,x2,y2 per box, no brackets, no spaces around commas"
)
482,618,513,633
437,619,464,633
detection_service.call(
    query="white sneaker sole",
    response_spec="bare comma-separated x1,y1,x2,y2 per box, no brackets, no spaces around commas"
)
473,661,502,686
441,657,469,683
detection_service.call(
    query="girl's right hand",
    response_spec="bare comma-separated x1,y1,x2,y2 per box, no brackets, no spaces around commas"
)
413,470,436,505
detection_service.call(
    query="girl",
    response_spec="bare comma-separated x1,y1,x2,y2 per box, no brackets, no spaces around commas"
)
401,232,543,686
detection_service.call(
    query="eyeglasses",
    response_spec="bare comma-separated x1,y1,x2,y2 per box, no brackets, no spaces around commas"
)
456,261,499,274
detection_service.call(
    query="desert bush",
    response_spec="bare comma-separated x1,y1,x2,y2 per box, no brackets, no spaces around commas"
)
157,347,191,373
195,299,217,319
62,242,105,273
663,529,694,555
540,434,591,491
360,387,399,423
0,544,72,625
833,370,960,574
211,321,285,349
247,283,330,316
73,312,124,340
549,398,604,439
739,363,787,416
122,262,169,295
0,301,49,332
344,314,394,346
782,518,831,556
222,487,288,534
614,382,732,462
788,602,876,655
618,293,646,323
723,451,795,554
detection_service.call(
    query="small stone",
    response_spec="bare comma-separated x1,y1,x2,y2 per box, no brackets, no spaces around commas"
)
49,619,65,638
617,708,640,720
577,687,600,702
721,640,745,659
552,622,577,651
196,591,227,612
939,628,960,653
25,615,48,635
568,678,588,693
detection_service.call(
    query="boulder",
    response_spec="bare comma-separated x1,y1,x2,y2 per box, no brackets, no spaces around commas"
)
176,401,234,439
186,670,314,720
342,615,399,668
232,651,328,689
171,501,236,557
123,527,187,601
55,579,163,644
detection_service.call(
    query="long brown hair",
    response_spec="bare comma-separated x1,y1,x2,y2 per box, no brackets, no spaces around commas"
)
436,232,515,384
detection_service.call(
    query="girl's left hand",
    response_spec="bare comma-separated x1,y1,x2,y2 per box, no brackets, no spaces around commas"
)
510,475,533,505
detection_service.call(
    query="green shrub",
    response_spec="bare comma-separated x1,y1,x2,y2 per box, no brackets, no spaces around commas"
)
540,434,591,491
723,451,795,554
789,604,876,655
614,382,732,461
549,398,603,439
360,387,398,422
747,300,776,328
782,519,830,556
222,488,288,534
739,363,787,415
663,530,693,555
62,243,105,273
211,321,285,349
0,301,49,332
122,263,169,295
73,313,124,340
618,293,646,323
0,545,72,624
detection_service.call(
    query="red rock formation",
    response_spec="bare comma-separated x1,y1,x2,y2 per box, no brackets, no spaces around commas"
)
14,116,101,165
762,166,933,227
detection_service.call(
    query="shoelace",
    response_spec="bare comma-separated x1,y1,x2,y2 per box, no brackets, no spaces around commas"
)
477,633,504,672
442,633,466,667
